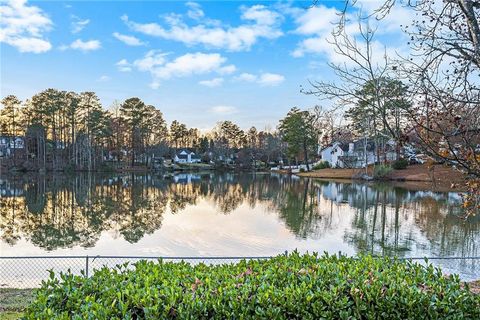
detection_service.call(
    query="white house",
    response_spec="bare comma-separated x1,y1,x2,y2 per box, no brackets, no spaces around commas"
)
173,150,201,164
0,136,24,157
320,139,397,168
320,142,349,168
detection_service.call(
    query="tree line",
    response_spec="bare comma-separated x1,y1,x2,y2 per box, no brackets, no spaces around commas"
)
0,90,298,171
1,0,478,213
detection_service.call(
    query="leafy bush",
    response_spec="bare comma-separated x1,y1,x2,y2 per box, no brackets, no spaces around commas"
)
23,253,479,319
392,158,409,170
299,168,306,172
97,163,115,172
313,161,331,170
373,165,393,179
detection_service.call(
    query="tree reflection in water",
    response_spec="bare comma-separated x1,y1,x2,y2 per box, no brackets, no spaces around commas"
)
0,173,478,259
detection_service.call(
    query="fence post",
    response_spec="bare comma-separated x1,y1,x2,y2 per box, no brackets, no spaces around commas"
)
85,255,89,278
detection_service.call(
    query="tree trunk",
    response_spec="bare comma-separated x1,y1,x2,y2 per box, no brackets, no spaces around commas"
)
131,129,135,167
303,137,310,171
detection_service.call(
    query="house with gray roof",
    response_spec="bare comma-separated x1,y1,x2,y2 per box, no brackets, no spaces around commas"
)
320,139,396,168
173,150,201,164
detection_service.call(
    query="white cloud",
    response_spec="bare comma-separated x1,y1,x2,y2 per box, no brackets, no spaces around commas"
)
292,35,331,58
218,64,236,74
68,39,101,52
354,0,416,34
258,73,285,86
235,72,285,86
112,32,146,46
199,77,223,87
0,0,53,53
290,5,341,58
7,37,51,53
97,75,110,82
121,3,282,51
291,2,411,61
294,6,338,35
116,59,132,72
292,32,396,65
71,15,89,34
241,4,282,26
133,50,169,71
149,81,161,90
186,2,204,20
209,105,238,114
154,52,229,79
235,73,257,82
131,51,236,88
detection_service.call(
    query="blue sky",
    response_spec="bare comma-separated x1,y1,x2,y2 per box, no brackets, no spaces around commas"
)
0,0,411,130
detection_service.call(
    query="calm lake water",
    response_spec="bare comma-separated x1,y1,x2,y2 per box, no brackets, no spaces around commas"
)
0,172,479,280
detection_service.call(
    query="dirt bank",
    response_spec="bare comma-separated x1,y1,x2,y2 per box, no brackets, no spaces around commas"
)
296,164,468,192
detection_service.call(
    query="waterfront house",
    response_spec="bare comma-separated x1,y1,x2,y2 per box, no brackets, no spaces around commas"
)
0,136,25,157
320,142,349,168
173,150,202,164
320,139,396,168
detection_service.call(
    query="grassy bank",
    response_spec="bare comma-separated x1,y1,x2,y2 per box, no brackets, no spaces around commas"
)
21,253,480,319
0,288,35,320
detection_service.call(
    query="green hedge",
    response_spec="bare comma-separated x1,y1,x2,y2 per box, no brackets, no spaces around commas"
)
373,165,393,179
313,161,331,170
392,159,409,170
23,253,479,319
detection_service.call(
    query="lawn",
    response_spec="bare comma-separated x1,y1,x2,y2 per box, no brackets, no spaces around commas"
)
0,288,35,320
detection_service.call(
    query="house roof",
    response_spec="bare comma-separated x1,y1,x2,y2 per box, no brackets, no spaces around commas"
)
324,142,349,152
176,149,201,160
353,140,376,152
177,149,195,155
338,143,349,152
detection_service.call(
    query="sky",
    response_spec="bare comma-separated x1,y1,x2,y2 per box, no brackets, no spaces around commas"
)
0,0,412,130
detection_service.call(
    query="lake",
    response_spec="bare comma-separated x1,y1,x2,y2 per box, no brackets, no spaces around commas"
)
0,172,479,281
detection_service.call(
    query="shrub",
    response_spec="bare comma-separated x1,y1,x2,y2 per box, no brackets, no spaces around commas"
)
62,163,76,173
23,253,480,319
373,165,393,179
313,161,331,170
392,158,409,170
97,163,115,172
299,168,306,172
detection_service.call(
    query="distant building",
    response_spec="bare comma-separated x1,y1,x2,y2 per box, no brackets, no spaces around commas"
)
0,136,25,157
320,142,349,168
320,139,396,168
173,150,201,164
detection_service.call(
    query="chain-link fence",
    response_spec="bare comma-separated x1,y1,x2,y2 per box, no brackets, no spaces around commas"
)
1,255,479,288
0,256,271,288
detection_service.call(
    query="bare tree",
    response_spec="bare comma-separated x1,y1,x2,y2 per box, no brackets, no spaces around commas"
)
311,0,479,215
303,12,407,166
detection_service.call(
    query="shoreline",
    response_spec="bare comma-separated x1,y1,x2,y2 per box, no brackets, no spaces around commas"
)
1,164,271,174
293,164,468,193
2,163,468,193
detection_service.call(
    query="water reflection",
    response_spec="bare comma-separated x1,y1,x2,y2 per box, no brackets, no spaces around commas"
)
0,173,478,261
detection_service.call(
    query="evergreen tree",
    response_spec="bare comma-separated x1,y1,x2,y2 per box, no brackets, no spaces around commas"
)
278,108,318,170
120,97,148,166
